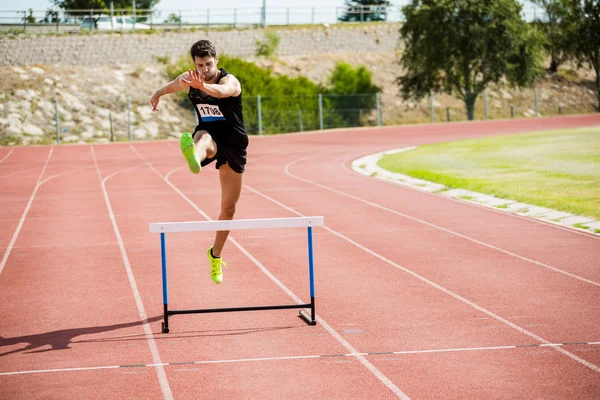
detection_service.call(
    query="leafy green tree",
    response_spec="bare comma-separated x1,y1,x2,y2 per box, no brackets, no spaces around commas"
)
398,0,544,120
23,9,36,24
531,0,573,73
339,0,391,22
565,0,600,111
51,0,159,13
42,9,61,23
164,13,181,24
326,62,381,127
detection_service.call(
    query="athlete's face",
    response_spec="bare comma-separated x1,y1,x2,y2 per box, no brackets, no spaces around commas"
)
194,55,219,83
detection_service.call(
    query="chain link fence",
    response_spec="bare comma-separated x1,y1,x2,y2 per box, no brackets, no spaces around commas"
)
3,85,594,146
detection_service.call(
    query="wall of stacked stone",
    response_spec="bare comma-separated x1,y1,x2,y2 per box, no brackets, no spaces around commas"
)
0,24,400,66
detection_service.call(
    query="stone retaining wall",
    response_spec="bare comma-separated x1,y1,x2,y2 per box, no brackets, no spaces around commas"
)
0,24,400,66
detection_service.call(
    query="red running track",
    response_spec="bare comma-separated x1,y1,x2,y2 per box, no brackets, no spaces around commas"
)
1,115,599,399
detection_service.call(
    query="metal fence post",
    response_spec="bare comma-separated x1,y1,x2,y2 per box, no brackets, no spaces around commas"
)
446,107,451,122
510,106,515,119
109,110,114,141
127,97,132,141
318,94,323,130
55,100,60,144
484,89,488,120
298,108,303,132
430,91,434,123
376,93,382,126
257,95,262,135
534,88,539,116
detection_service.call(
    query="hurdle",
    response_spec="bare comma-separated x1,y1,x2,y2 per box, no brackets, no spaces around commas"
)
149,216,324,333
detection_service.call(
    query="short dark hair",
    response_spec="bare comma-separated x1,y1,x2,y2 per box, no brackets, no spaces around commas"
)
190,40,217,59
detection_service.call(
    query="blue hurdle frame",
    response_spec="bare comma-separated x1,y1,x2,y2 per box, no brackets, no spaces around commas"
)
159,227,317,333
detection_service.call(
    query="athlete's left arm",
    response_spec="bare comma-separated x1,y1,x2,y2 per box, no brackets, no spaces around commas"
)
202,75,242,98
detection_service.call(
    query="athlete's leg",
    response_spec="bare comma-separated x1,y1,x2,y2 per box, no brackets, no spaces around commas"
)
211,162,243,257
192,129,217,162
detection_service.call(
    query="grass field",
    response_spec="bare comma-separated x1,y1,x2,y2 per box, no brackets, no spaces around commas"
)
377,126,600,221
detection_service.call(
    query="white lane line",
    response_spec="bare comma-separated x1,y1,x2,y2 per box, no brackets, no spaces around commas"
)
341,157,600,240
244,182,600,375
91,147,173,400
0,149,15,164
287,155,600,288
2,341,598,377
0,149,53,275
130,145,410,400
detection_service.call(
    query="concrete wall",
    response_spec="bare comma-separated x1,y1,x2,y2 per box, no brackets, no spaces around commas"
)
0,24,400,66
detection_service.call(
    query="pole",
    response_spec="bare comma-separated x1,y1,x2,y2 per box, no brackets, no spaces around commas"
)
484,89,488,120
430,91,434,123
376,93,382,126
257,95,262,135
109,110,114,141
127,97,132,141
262,0,266,28
55,100,60,144
298,108,303,131
534,88,539,117
318,94,323,130
110,2,114,30
160,233,169,333
446,107,451,122
132,0,136,29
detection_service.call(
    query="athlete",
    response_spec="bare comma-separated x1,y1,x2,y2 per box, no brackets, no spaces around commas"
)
149,39,248,284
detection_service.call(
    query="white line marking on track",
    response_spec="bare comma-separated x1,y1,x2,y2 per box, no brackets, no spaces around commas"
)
0,149,52,275
2,341,598,377
130,145,411,400
0,149,14,164
238,157,600,374
287,155,600,288
91,147,173,400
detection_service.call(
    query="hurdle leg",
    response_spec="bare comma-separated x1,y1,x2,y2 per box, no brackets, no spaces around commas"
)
299,226,317,326
160,233,170,333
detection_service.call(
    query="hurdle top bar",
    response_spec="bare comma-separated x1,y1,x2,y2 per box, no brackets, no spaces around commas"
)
149,216,324,233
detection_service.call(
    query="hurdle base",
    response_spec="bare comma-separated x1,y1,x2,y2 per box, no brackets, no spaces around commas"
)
299,310,317,326
161,303,316,332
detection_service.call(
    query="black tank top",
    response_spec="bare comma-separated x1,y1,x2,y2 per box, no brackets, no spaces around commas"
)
188,68,247,139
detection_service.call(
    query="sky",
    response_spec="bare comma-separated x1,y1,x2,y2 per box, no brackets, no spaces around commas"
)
0,0,362,11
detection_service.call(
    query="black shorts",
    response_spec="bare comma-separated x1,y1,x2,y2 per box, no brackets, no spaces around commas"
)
193,125,248,173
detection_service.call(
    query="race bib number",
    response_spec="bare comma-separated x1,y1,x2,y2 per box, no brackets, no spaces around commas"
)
196,104,226,122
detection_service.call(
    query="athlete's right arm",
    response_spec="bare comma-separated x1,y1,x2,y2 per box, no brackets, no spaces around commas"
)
150,72,190,112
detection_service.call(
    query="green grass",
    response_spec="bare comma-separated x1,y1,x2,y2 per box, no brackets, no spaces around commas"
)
377,127,600,220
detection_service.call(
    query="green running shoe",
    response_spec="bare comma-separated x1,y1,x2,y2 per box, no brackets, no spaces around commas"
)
180,132,200,174
207,246,226,284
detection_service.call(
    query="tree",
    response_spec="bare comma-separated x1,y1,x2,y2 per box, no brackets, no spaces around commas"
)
338,0,391,22
326,62,381,127
23,9,36,24
397,0,544,120
42,9,61,23
531,0,573,73
51,0,159,13
565,0,600,111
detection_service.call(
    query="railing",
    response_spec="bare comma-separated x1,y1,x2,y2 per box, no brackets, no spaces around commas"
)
3,88,595,147
0,3,548,34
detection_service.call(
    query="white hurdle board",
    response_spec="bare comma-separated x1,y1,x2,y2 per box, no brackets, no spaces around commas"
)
150,216,324,233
